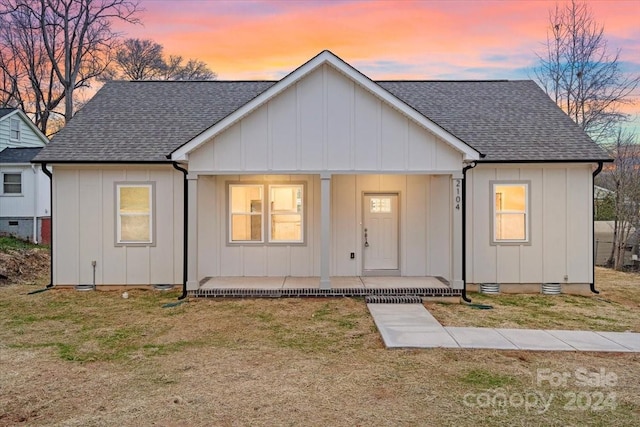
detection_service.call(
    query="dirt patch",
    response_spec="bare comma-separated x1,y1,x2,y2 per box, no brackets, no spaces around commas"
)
0,248,49,287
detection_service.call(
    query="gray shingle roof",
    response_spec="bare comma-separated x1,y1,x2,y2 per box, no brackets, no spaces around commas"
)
379,80,608,161
0,147,43,163
35,81,275,162
34,79,609,163
0,108,16,119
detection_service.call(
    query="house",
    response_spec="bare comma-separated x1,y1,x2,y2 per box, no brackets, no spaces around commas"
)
33,51,610,297
0,109,50,244
594,221,638,267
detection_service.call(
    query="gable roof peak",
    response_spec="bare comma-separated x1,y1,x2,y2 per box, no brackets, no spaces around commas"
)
170,50,481,161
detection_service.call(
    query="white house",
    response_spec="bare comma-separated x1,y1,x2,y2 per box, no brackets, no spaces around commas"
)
33,51,610,297
0,109,50,244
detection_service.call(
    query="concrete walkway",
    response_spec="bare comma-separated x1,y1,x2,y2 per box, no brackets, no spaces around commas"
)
367,303,640,352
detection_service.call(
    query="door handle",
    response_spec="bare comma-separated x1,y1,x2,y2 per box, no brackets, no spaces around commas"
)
364,228,369,247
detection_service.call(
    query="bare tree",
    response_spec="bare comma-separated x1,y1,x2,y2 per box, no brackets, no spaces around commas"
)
0,5,64,133
598,131,640,269
534,0,639,142
0,0,141,130
165,57,216,81
112,38,216,81
114,38,165,80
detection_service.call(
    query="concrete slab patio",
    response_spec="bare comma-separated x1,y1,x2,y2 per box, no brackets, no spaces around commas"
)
367,303,640,352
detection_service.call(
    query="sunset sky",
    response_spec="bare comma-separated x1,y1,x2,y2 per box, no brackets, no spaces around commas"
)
116,0,640,130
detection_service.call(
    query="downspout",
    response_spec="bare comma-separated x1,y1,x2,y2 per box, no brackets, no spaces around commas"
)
41,163,53,288
591,161,604,294
31,164,38,244
461,161,477,303
172,162,188,300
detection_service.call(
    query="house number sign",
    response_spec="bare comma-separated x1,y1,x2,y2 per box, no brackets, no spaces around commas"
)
454,179,462,210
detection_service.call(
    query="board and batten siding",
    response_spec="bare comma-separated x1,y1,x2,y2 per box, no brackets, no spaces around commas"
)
52,165,183,286
196,174,453,281
466,164,593,285
188,64,463,174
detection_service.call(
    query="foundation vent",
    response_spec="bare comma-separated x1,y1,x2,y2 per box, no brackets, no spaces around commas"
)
365,296,423,304
479,283,500,295
541,283,562,295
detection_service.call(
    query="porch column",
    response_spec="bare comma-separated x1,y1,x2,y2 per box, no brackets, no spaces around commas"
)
186,175,199,290
320,173,331,289
451,173,463,289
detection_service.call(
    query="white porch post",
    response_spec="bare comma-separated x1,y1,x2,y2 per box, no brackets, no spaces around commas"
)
451,173,463,289
186,175,199,290
320,173,331,289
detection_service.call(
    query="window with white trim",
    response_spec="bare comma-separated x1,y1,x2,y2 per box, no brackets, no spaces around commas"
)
229,185,264,242
2,172,22,194
10,118,20,140
492,182,529,243
116,184,153,244
269,185,303,243
229,183,304,244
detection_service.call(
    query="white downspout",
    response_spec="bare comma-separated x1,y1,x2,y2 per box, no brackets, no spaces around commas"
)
31,164,38,244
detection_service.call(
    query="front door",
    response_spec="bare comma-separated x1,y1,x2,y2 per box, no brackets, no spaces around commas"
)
363,194,399,271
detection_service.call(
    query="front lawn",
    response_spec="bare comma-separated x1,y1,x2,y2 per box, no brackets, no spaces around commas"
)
0,268,638,426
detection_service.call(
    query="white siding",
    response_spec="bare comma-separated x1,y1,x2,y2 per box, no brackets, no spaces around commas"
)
466,164,593,285
196,173,453,282
0,165,49,218
52,165,183,286
197,174,319,278
188,64,463,174
0,114,46,150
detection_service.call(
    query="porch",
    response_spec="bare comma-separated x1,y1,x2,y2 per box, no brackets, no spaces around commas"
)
190,276,461,299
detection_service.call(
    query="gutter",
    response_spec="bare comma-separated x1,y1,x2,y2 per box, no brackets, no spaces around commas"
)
41,163,53,288
172,162,189,300
476,158,613,164
461,161,477,303
591,161,604,294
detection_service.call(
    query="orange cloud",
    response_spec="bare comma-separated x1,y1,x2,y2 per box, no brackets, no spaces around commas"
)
114,0,638,121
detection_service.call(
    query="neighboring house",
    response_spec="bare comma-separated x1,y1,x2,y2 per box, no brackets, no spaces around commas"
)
0,109,50,244
594,221,638,267
33,51,610,295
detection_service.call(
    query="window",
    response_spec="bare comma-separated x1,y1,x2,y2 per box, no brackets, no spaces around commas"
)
269,185,303,243
229,185,263,242
10,118,20,140
116,184,153,244
369,197,391,213
2,173,22,194
228,183,304,244
492,182,529,243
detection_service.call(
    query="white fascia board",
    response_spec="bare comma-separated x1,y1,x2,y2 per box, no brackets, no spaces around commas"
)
171,50,480,162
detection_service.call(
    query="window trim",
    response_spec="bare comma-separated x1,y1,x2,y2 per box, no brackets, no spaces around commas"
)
114,182,155,247
1,171,23,196
490,180,531,245
268,184,304,244
9,118,21,141
227,181,307,246
228,183,264,244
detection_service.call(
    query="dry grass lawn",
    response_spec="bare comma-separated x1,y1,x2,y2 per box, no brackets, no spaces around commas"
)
1,265,639,426
427,267,640,333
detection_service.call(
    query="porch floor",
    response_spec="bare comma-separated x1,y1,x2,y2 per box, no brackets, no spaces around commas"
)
191,276,458,299
199,276,450,290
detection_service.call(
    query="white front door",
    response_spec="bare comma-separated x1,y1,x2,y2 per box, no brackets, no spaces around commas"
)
363,194,399,271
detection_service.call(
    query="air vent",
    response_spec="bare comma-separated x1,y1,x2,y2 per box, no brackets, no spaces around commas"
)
479,283,500,294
